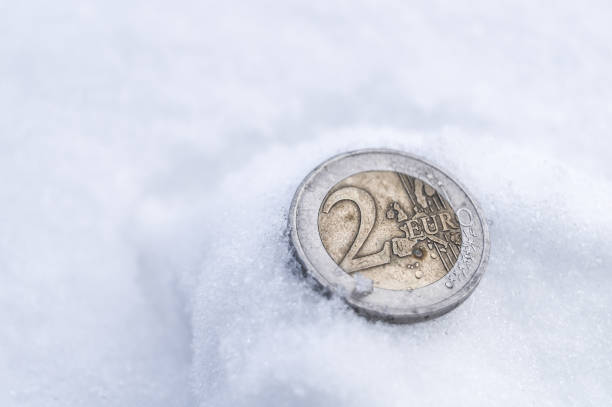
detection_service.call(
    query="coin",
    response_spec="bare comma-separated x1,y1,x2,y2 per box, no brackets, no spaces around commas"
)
289,149,490,323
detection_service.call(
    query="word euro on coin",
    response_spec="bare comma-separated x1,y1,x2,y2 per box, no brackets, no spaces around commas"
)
289,149,490,323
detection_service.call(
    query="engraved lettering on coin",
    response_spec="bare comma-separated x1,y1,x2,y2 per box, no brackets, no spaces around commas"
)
318,171,462,290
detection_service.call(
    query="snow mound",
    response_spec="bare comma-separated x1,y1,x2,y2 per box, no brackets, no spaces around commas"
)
191,133,612,406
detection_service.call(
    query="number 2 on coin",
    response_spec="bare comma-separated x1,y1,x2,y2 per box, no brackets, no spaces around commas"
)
321,186,391,273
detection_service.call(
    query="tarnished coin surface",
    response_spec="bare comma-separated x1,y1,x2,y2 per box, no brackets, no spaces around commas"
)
289,149,489,323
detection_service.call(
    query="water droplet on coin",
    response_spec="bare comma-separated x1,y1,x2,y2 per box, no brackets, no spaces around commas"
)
412,247,424,258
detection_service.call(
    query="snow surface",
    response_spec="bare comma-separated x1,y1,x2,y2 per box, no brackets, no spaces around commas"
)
2,1,612,406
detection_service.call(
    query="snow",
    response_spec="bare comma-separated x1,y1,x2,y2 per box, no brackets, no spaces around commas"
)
1,1,611,406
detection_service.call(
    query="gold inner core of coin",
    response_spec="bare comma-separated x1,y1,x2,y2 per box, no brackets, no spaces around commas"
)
317,171,462,290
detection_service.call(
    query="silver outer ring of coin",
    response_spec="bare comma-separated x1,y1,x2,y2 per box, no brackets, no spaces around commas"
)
288,148,490,323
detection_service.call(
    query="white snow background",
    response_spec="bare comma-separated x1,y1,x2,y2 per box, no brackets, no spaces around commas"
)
1,1,611,406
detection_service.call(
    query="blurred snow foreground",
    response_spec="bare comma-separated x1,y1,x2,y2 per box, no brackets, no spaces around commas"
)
2,1,612,406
